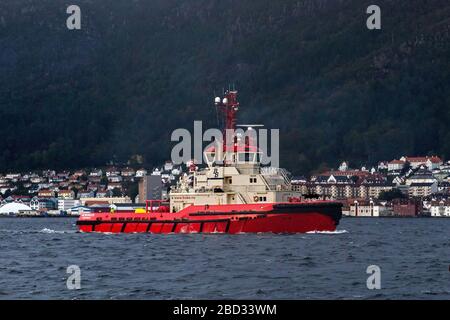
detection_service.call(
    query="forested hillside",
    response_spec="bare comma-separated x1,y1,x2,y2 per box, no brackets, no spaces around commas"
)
1,0,449,174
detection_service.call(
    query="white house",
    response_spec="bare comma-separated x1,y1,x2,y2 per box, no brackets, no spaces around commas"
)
89,169,103,177
107,175,123,183
105,167,120,177
426,157,443,170
338,161,348,171
349,200,388,217
135,169,148,177
388,160,405,172
401,156,443,170
0,202,33,215
164,161,174,171
378,162,388,171
430,200,450,217
5,173,21,180
121,168,136,177
68,205,92,216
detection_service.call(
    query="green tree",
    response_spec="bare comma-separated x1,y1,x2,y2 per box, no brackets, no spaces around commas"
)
111,188,122,197
125,182,139,201
378,189,406,201
100,175,108,186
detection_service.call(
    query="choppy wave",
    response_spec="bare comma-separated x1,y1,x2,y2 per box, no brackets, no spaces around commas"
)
0,228,76,234
306,229,348,235
39,228,76,234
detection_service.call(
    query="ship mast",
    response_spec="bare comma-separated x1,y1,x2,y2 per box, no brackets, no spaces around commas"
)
212,89,261,170
215,90,239,150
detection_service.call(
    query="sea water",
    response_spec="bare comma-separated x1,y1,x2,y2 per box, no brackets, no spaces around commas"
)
0,217,448,299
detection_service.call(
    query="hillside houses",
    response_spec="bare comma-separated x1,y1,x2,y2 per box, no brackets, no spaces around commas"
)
298,163,447,202
292,157,450,217
295,168,393,201
0,161,184,215
0,167,134,214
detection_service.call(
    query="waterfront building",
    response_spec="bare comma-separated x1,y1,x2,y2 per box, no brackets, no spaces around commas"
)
57,199,81,212
138,174,164,202
0,202,33,215
68,205,92,216
430,200,450,217
392,199,422,217
30,197,57,211
349,200,389,217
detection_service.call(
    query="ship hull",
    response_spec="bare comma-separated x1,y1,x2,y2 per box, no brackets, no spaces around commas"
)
76,202,342,234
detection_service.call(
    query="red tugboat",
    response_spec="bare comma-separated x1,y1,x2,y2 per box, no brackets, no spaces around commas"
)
76,90,342,233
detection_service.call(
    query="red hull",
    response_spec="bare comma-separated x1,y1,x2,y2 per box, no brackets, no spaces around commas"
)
76,202,342,234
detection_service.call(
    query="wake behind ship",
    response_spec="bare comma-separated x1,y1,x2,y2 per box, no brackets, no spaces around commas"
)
77,90,342,233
